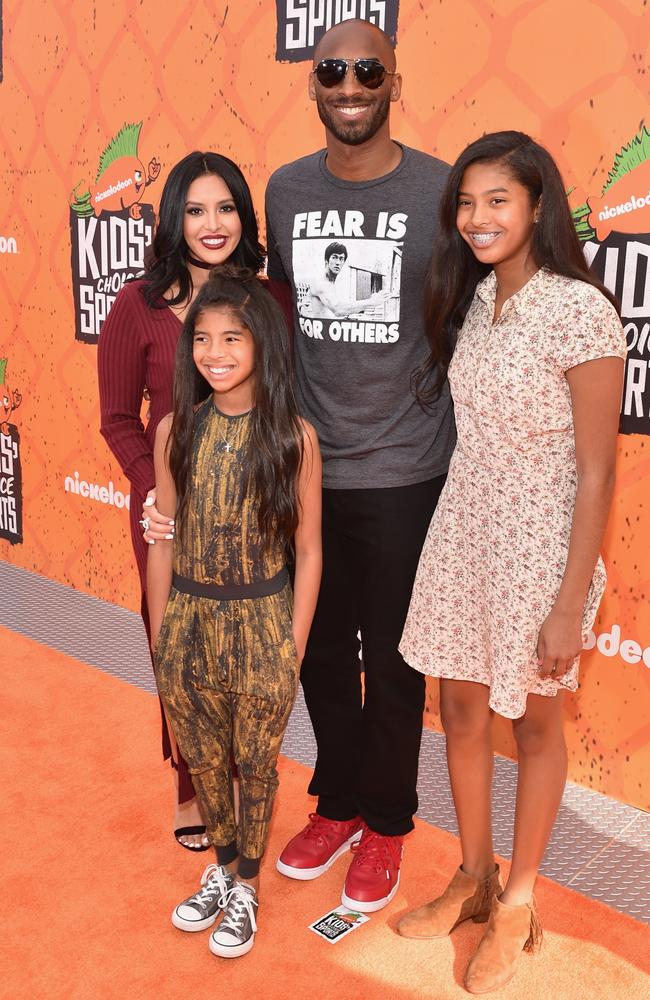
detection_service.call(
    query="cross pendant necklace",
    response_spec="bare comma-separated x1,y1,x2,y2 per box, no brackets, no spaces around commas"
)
218,426,237,453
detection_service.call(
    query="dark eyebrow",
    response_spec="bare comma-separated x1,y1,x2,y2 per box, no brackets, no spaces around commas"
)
185,198,235,207
194,327,246,336
194,326,244,333
457,187,510,197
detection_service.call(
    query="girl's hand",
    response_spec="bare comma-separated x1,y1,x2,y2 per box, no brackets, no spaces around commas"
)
141,490,175,544
536,607,583,679
292,629,307,665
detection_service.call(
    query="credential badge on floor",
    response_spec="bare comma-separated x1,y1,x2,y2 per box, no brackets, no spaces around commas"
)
308,907,370,944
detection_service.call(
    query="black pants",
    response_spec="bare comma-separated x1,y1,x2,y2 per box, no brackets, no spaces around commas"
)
300,476,446,837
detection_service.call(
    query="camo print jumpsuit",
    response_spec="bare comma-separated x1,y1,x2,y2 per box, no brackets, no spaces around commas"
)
155,398,300,865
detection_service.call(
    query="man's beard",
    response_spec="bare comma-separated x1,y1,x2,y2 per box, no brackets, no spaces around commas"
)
315,92,391,146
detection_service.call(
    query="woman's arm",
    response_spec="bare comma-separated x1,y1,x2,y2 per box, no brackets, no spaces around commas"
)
536,355,624,678
266,277,295,340
291,421,322,662
97,286,155,497
146,414,177,650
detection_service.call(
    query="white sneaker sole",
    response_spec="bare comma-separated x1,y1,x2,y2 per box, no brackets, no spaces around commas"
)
171,907,219,932
341,870,401,913
275,829,363,881
209,931,255,958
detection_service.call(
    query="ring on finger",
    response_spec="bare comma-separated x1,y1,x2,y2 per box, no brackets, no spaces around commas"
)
140,517,150,532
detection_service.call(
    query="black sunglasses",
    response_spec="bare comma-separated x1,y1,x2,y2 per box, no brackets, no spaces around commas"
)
313,58,396,90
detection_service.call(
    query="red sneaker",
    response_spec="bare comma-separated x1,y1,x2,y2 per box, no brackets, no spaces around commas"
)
276,813,363,880
341,824,403,913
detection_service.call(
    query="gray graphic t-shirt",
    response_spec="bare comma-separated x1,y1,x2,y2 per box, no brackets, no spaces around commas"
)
266,145,456,489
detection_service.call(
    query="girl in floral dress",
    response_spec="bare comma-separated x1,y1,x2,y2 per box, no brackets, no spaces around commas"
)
397,131,626,994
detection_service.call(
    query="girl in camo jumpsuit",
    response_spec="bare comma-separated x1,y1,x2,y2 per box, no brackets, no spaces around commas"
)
147,266,321,959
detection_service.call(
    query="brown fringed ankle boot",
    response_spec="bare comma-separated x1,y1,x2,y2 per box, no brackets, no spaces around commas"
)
464,894,543,994
397,865,502,939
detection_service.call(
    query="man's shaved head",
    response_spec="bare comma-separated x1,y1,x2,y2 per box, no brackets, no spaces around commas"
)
309,18,400,149
313,19,396,70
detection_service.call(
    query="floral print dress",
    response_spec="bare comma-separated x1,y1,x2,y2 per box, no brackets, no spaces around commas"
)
399,268,626,718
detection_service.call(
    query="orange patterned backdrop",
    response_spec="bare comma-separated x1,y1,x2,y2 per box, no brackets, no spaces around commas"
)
0,0,648,809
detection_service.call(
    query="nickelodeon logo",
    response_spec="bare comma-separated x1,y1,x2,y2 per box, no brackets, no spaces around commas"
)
0,236,18,254
64,471,130,510
597,190,650,222
583,624,650,667
93,176,133,204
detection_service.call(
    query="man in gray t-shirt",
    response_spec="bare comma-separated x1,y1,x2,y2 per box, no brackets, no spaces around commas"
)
267,146,453,488
266,18,455,913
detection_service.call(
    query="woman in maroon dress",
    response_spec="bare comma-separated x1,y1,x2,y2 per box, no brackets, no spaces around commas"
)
98,151,265,849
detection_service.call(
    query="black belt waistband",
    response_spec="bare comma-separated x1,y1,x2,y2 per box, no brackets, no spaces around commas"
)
171,567,289,601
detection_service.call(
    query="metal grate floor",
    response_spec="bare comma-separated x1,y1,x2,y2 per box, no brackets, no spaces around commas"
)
2,560,648,924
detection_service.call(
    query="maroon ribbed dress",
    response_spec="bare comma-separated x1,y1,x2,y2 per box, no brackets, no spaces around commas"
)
97,278,194,803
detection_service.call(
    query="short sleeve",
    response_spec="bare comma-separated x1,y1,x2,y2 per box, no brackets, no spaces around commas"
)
554,286,627,372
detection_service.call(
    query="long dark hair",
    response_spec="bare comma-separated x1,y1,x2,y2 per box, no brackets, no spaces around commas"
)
416,130,619,401
141,152,265,308
168,265,304,551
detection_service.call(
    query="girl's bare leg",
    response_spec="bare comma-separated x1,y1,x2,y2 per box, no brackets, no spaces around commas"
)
441,679,496,879
502,691,567,905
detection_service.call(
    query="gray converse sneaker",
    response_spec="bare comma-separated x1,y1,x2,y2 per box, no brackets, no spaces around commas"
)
209,881,258,958
172,863,234,932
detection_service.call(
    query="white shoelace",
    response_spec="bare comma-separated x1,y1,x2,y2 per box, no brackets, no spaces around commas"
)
188,864,231,908
219,884,258,934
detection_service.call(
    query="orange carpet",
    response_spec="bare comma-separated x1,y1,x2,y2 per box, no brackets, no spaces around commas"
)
2,625,649,1000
